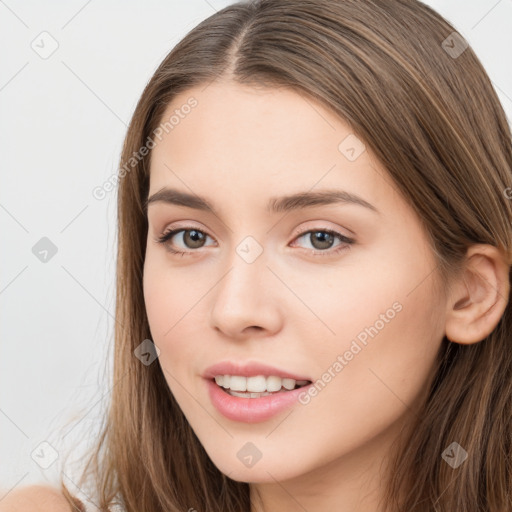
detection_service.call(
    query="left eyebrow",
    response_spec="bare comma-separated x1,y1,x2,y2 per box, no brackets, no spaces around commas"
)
145,187,379,215
269,189,379,215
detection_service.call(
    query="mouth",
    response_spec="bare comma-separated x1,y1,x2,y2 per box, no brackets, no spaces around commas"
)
212,375,313,399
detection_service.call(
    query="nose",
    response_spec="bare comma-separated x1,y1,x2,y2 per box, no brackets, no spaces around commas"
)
209,247,283,339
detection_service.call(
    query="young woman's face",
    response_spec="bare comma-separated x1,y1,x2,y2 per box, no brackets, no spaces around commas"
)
143,80,446,489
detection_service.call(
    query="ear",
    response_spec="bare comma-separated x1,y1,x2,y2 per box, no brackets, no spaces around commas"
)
445,244,510,345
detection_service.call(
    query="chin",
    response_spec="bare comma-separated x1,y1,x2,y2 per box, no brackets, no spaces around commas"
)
208,452,303,484
222,466,291,484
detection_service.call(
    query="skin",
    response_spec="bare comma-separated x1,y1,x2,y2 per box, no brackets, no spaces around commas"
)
142,80,510,512
0,486,71,512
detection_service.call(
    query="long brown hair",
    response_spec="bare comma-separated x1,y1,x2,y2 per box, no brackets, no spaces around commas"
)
61,1,512,510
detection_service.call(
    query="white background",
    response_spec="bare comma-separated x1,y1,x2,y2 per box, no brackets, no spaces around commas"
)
1,0,511,499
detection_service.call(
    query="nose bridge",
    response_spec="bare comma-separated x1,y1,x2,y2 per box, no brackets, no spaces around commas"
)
216,235,269,307
209,234,281,335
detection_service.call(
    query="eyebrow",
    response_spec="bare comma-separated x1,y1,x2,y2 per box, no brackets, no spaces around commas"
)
145,187,379,215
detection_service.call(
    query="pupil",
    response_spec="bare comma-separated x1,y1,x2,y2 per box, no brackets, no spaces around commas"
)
312,231,333,249
186,230,204,248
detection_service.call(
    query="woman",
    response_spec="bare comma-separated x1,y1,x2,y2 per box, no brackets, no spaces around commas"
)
4,0,512,510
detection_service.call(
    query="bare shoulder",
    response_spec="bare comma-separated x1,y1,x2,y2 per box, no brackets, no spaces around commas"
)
0,485,76,512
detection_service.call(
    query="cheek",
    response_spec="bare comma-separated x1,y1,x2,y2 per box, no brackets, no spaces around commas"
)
143,252,185,359
287,278,442,471
142,249,211,377
305,251,443,419
143,255,213,430
279,245,423,360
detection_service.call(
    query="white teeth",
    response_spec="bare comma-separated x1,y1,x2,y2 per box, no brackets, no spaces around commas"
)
213,374,310,392
229,375,247,392
282,378,296,390
247,376,267,392
266,375,282,392
229,390,274,398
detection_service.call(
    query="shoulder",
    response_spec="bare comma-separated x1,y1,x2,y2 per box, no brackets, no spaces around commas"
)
0,485,78,512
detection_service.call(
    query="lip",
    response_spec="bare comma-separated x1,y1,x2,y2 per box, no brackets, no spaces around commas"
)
202,361,311,381
206,378,313,423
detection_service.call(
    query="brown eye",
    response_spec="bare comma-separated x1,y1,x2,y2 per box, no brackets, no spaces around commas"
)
181,229,207,249
156,228,213,254
291,229,355,258
309,231,336,250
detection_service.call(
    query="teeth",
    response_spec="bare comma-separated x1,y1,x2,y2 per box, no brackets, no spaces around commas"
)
266,376,282,392
282,378,296,390
229,375,247,391
248,376,267,392
214,374,310,392
229,390,275,398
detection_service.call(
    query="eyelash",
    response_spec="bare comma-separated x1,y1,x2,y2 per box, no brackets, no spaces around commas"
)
154,226,354,258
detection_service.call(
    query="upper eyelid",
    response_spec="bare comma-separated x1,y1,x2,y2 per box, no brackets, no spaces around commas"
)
157,217,353,237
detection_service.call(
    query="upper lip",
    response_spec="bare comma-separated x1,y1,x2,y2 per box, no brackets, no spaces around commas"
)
203,361,311,382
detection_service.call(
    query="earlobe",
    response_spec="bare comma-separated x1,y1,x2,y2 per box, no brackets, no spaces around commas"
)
445,244,510,345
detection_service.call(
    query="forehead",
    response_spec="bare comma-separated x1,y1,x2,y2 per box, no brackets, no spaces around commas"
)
156,81,348,159
147,81,396,217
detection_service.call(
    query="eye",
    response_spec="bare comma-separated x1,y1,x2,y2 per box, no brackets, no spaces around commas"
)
290,228,354,257
154,227,215,256
154,226,354,258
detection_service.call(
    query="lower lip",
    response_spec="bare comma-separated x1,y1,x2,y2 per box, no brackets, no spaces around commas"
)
206,378,312,423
